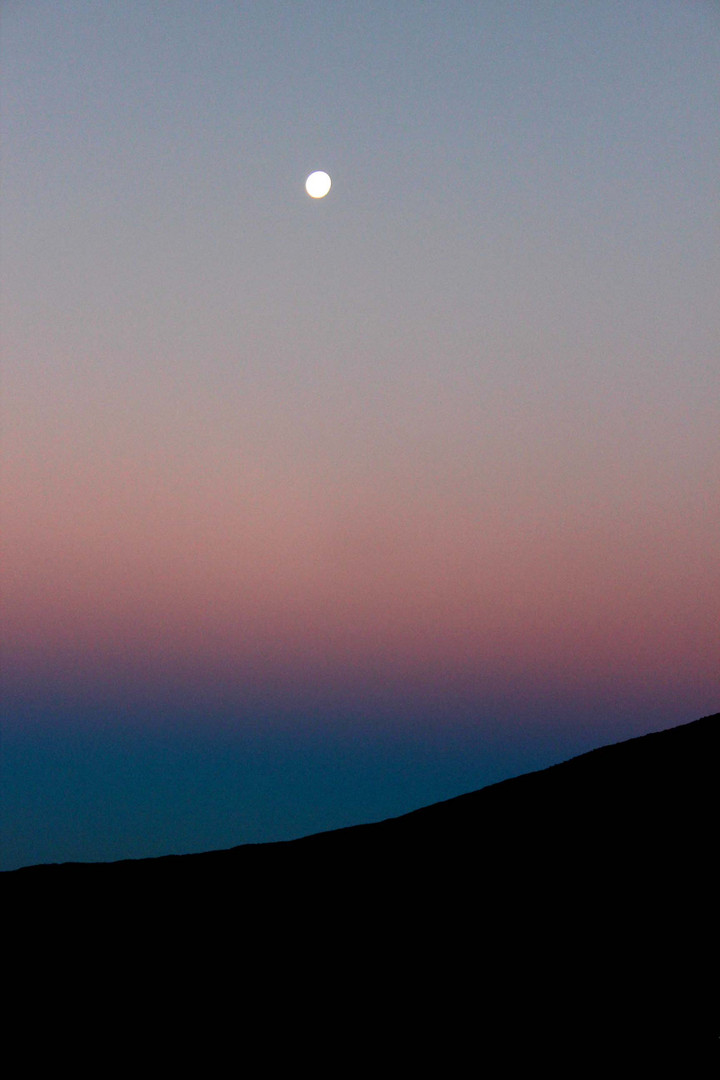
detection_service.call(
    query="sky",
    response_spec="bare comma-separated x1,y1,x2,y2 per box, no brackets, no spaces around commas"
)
1,1,718,871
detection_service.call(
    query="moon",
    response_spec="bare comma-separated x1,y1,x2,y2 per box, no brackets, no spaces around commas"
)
305,171,331,198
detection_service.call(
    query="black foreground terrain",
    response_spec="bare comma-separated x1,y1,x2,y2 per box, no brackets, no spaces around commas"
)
6,713,717,1064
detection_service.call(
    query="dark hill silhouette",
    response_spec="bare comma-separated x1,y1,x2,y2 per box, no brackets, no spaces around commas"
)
6,713,717,1063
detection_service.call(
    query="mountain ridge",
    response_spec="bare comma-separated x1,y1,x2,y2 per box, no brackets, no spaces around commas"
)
6,711,715,873
6,712,716,1060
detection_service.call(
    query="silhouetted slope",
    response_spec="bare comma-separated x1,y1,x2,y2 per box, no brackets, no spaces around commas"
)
6,713,717,1061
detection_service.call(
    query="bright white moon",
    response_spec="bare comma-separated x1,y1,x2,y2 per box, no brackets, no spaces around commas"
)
305,171,331,198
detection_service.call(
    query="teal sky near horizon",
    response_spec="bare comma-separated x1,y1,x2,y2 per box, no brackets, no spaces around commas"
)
2,2,718,870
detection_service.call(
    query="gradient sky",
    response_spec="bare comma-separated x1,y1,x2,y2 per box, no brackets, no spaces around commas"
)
2,1,718,870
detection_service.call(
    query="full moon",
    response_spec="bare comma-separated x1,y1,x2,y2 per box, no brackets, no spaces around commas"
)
305,171,332,198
